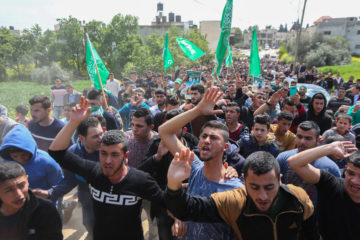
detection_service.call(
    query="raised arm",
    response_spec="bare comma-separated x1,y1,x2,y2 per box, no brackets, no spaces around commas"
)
287,141,357,184
158,87,223,155
49,96,90,151
253,89,283,116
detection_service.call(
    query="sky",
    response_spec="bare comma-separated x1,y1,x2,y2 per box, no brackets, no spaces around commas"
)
1,0,359,32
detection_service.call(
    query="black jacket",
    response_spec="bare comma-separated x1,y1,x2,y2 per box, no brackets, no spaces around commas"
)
0,190,62,240
166,184,319,240
306,93,332,135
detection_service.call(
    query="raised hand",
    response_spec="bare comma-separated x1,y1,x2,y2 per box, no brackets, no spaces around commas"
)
70,96,91,124
155,140,169,160
330,141,357,159
167,148,194,190
196,87,224,116
268,88,284,106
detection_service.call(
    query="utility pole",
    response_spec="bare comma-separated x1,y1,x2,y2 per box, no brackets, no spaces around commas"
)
293,0,308,73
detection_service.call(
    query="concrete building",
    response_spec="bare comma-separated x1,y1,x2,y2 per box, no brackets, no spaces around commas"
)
138,2,195,40
199,21,221,52
314,16,360,55
243,28,296,48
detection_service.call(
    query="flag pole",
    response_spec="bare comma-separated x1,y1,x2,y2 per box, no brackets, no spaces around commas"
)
86,33,108,109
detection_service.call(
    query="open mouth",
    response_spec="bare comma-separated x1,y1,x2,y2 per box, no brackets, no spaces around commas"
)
349,183,360,193
14,198,25,206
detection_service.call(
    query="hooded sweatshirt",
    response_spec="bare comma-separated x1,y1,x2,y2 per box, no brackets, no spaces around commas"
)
0,124,63,190
306,93,332,135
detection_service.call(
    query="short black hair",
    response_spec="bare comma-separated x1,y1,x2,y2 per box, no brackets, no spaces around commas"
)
336,113,352,123
29,95,51,109
348,150,360,168
166,109,183,121
226,102,240,113
87,89,102,101
101,130,128,153
324,134,345,144
133,108,153,126
284,97,295,107
243,151,280,179
165,94,180,106
254,114,271,129
298,121,320,138
312,92,326,101
0,162,26,185
190,84,205,94
354,84,360,91
77,116,102,137
15,105,28,115
200,120,229,143
155,88,166,96
278,110,294,121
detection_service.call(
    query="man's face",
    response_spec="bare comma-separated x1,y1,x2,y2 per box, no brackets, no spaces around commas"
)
130,73,137,81
155,94,166,106
198,127,227,162
298,88,306,97
245,169,280,212
252,123,269,144
283,104,297,117
225,106,240,125
87,99,101,108
9,151,32,165
336,118,350,135
109,74,114,81
337,89,345,99
351,86,359,95
80,124,103,153
55,79,61,87
132,92,144,104
344,163,360,203
30,103,50,123
312,99,325,114
227,84,236,96
235,78,243,88
99,143,126,177
277,119,292,135
131,117,153,142
253,94,266,108
66,86,73,94
296,128,318,152
0,175,29,213
190,90,202,105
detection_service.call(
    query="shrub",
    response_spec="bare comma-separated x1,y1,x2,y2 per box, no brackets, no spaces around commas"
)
31,62,72,84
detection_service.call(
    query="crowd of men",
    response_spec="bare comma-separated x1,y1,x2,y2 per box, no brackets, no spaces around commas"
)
0,57,360,240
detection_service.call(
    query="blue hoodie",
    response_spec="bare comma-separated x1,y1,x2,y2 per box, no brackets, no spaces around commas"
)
0,124,63,190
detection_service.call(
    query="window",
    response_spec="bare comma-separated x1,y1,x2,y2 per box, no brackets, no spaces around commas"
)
355,44,360,49
324,31,331,35
357,30,360,35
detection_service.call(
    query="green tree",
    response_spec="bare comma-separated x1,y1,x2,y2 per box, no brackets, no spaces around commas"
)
56,16,85,76
0,27,17,81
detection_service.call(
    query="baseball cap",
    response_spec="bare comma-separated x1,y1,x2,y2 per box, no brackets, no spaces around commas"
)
174,78,183,84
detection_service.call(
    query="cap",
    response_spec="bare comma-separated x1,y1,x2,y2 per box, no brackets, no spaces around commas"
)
174,78,183,84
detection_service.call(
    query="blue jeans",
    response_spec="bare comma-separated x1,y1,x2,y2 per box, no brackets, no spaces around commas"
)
53,106,63,119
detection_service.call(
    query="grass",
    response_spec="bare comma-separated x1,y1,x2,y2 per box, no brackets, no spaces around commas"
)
317,57,360,81
0,80,91,119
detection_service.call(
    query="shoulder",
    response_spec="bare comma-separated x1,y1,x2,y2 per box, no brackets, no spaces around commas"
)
277,149,297,161
211,186,247,221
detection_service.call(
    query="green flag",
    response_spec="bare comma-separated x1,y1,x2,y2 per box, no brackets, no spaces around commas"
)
225,45,232,67
86,35,109,90
212,0,233,78
249,28,261,77
176,38,205,61
163,33,174,73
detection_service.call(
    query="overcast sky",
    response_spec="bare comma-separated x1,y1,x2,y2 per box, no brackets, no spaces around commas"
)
1,0,359,32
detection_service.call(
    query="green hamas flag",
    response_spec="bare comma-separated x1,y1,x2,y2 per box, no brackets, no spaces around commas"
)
249,28,261,77
163,33,174,73
176,38,205,61
212,0,233,78
225,45,233,67
86,35,109,90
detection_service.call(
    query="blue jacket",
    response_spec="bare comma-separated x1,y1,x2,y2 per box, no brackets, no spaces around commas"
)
0,124,63,190
238,134,279,159
119,102,150,131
